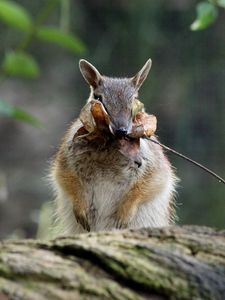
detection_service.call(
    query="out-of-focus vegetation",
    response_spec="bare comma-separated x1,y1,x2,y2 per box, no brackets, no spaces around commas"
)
0,0,224,238
190,0,225,30
0,0,85,125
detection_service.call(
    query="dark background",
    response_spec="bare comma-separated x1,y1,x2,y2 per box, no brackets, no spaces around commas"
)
0,0,224,238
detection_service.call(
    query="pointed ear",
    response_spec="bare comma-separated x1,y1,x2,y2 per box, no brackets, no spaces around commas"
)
131,59,152,90
79,59,102,88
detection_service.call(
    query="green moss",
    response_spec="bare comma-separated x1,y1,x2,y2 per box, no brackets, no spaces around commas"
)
0,262,13,279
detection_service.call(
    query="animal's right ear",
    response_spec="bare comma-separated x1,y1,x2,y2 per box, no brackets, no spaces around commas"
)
79,59,102,88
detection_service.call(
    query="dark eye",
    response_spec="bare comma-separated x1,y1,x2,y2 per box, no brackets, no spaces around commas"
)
93,94,103,102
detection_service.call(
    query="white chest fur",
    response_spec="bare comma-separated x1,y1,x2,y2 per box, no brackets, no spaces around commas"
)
73,147,140,230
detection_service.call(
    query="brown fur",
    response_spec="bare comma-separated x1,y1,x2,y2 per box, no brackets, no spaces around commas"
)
50,59,178,234
53,145,89,231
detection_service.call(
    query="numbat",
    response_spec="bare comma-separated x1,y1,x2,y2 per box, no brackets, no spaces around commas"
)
50,59,178,235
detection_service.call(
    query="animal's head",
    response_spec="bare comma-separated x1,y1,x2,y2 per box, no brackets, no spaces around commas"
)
79,58,152,136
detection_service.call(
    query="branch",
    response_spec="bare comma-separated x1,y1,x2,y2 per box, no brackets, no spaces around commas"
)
146,137,225,185
0,226,224,299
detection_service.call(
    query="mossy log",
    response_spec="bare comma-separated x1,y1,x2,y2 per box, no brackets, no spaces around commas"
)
0,226,225,300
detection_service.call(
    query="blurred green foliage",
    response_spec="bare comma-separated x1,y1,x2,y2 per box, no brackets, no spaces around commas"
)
191,2,218,30
0,99,42,126
36,26,85,53
0,0,32,32
3,50,40,78
0,0,85,125
191,0,225,30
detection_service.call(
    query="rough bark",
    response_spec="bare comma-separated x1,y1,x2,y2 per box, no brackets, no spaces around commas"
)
0,226,224,300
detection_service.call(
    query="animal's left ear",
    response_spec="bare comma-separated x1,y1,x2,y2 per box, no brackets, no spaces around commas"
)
131,59,152,90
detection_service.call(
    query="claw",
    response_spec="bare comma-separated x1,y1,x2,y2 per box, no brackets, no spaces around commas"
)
113,203,138,230
112,209,129,230
115,219,128,229
73,207,90,232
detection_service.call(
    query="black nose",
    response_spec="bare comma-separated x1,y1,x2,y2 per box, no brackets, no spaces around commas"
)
115,128,128,137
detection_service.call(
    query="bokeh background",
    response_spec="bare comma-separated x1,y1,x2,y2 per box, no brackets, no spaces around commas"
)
0,0,224,238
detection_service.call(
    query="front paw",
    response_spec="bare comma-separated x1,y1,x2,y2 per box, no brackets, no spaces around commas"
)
73,207,90,232
113,204,137,229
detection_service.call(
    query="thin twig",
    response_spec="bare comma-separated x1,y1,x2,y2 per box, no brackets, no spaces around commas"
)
145,137,225,185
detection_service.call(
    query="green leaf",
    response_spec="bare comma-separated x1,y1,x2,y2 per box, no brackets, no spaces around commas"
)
0,0,32,32
2,51,40,78
217,0,225,8
190,2,218,31
36,26,85,53
0,100,42,127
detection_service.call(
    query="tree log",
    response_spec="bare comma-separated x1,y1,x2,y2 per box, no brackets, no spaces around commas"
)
0,226,224,300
